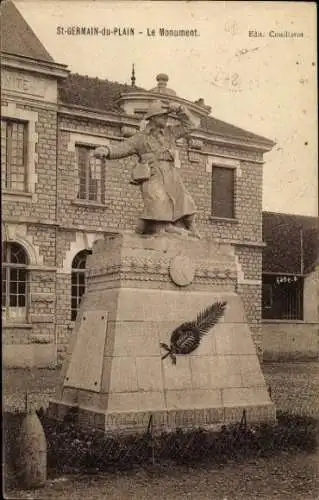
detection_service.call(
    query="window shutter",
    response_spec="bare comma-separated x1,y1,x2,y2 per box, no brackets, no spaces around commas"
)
1,119,27,191
212,167,234,218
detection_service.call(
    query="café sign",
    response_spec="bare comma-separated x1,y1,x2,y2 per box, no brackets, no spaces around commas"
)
275,276,299,284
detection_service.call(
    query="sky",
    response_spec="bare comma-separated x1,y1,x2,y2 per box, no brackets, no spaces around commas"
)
15,0,318,216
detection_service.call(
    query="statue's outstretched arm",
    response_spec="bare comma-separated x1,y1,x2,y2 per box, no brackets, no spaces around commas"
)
168,104,197,139
94,135,140,160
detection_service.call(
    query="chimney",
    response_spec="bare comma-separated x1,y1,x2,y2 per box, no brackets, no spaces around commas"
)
150,73,176,96
131,64,136,87
195,98,205,106
156,73,169,89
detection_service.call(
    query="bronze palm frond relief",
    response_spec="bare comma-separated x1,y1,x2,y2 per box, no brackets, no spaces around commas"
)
160,301,227,365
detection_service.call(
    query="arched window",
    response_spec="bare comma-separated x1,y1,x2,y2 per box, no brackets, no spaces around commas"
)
2,242,28,322
71,249,92,321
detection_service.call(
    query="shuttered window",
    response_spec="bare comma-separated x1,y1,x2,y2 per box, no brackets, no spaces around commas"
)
211,167,235,219
1,119,27,192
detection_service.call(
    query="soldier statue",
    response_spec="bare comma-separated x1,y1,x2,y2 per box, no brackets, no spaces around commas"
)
94,100,200,238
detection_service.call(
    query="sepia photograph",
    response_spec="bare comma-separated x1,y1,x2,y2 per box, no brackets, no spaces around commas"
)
1,0,318,498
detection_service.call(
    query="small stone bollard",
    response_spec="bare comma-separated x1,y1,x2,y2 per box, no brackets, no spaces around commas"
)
18,401,47,489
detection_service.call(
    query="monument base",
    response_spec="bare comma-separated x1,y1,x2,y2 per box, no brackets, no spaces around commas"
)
48,401,275,435
48,232,275,433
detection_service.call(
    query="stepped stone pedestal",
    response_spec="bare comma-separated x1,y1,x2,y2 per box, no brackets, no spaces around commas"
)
49,231,275,433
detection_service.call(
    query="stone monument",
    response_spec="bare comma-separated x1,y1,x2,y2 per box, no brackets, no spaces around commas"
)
49,100,275,433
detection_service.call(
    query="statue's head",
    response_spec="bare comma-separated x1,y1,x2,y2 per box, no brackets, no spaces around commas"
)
144,100,170,129
149,114,169,129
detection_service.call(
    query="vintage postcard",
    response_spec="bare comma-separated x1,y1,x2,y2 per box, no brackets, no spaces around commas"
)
2,1,318,498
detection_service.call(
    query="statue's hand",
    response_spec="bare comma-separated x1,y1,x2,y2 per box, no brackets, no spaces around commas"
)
168,103,183,113
94,146,110,159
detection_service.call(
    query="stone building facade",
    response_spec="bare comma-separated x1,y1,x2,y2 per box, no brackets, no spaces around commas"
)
2,1,275,367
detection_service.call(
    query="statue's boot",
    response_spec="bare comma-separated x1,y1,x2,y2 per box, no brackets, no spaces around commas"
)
136,220,166,235
165,223,187,236
188,224,201,239
179,214,201,239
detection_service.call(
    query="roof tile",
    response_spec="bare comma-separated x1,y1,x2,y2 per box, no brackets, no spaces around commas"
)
200,115,275,145
1,1,54,62
58,73,143,113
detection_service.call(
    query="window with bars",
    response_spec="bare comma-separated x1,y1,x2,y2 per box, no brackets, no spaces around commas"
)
211,166,235,219
2,242,29,322
71,249,92,321
76,145,105,203
1,119,28,192
262,275,304,320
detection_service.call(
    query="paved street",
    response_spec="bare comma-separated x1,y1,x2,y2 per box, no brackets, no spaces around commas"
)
263,362,319,417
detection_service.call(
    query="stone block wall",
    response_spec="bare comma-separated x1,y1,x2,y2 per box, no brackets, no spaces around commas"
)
2,69,59,366
183,146,264,244
3,264,57,368
57,116,142,232
2,103,57,222
262,322,318,361
55,273,73,364
235,245,263,356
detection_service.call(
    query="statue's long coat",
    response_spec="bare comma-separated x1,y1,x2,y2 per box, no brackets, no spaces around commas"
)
107,121,196,223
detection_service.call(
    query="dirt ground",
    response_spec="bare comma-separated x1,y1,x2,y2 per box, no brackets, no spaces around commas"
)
5,451,319,500
3,362,319,499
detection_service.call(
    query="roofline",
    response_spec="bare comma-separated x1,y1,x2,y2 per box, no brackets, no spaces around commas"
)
263,210,319,219
58,102,275,153
199,127,275,149
194,129,275,153
119,89,275,147
119,90,211,118
1,52,69,79
58,102,140,126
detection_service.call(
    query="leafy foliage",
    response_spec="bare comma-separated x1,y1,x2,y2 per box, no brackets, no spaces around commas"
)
31,409,318,474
